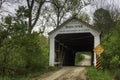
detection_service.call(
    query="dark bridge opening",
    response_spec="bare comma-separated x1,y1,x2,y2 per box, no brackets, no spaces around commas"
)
55,33,94,66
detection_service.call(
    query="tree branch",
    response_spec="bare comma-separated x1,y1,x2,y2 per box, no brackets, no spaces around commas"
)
26,0,30,8
31,0,45,28
31,0,34,9
59,0,68,13
49,15,57,27
59,11,65,24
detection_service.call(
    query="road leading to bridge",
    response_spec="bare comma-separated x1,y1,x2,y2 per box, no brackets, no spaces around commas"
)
33,54,91,80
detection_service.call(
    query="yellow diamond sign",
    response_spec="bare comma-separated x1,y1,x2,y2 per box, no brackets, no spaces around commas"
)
93,44,104,55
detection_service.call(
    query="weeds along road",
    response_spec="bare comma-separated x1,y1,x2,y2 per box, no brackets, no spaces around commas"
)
33,54,91,80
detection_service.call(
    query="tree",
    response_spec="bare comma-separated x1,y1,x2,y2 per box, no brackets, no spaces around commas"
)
48,0,90,28
78,12,90,22
90,0,120,21
105,4,120,22
26,0,46,33
0,7,49,76
50,0,69,28
93,8,114,36
102,20,120,70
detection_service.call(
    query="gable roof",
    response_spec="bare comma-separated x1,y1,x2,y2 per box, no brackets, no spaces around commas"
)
48,16,98,35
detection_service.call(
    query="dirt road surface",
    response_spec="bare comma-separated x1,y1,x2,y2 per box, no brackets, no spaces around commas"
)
33,54,91,80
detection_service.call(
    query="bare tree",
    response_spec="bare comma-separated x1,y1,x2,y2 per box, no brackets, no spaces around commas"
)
26,0,46,33
48,0,90,28
50,0,69,28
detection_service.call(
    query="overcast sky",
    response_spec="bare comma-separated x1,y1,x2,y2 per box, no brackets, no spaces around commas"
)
0,0,120,34
1,0,120,16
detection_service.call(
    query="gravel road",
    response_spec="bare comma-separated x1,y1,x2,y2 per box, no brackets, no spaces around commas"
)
33,54,91,80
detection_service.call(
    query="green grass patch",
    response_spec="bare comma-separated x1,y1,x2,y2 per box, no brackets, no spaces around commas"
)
114,69,120,80
0,66,60,80
87,67,113,80
75,53,84,65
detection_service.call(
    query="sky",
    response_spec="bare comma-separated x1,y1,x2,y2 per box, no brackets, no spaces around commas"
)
1,0,120,18
80,0,120,24
0,0,120,34
0,0,26,17
1,0,120,17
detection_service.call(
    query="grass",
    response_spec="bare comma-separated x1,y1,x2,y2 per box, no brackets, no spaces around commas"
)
87,67,113,80
0,66,60,80
75,53,85,65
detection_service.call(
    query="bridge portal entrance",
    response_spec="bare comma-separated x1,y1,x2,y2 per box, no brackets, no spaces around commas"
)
49,16,100,66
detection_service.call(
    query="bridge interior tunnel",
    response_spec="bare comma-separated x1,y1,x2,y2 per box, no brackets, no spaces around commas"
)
55,33,94,66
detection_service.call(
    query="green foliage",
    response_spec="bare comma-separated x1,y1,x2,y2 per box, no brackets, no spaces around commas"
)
0,32,49,76
78,12,90,22
0,67,59,80
16,6,29,19
5,16,12,24
101,20,120,70
93,8,114,35
114,70,120,80
75,53,84,64
94,8,120,71
0,9,49,76
87,67,112,80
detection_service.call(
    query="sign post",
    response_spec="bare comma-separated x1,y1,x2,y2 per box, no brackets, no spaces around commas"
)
93,44,104,70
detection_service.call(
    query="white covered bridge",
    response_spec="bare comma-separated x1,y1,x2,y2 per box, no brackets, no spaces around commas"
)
48,16,101,67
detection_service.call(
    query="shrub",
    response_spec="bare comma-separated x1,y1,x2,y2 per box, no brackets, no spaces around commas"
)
101,21,120,70
114,70,120,80
87,67,112,80
0,33,49,76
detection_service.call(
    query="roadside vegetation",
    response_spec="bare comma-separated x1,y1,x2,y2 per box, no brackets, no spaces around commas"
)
0,4,59,80
87,67,112,80
0,66,59,80
91,8,120,80
75,52,85,65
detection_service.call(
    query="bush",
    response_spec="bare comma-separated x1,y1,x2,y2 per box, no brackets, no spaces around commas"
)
0,33,49,76
114,69,120,80
101,21,120,70
87,67,112,80
0,7,49,77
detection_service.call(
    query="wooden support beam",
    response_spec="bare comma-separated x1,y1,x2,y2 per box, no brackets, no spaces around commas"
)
55,39,74,51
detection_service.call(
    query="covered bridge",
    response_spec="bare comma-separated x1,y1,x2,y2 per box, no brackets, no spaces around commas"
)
49,16,101,66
